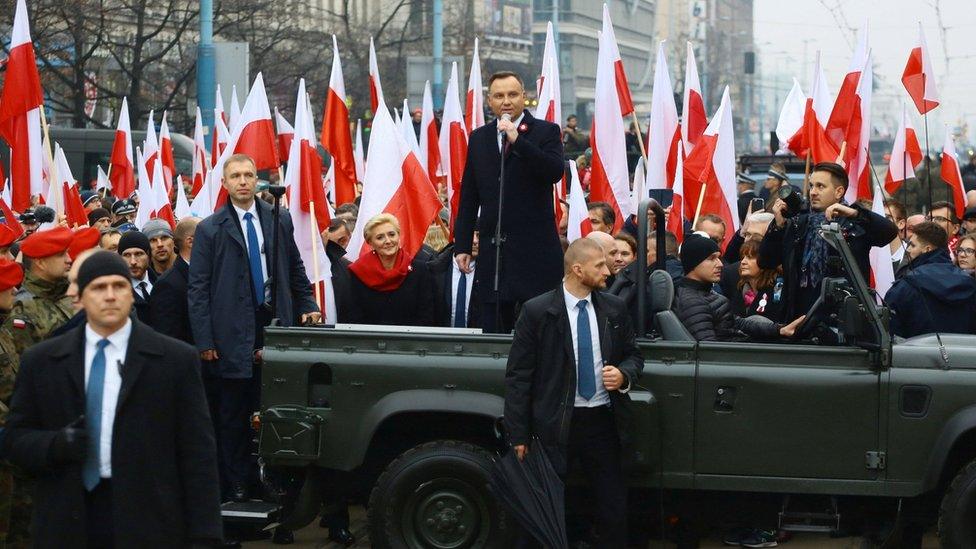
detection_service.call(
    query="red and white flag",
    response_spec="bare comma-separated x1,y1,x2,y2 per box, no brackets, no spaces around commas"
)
224,72,280,171
869,188,895,299
159,111,176,192
134,147,153,228
683,86,738,248
775,78,806,155
667,142,686,245
151,154,176,229
95,165,110,193
566,159,592,242
534,22,561,125
108,97,136,199
286,79,334,321
465,37,485,135
0,0,44,211
825,23,868,166
354,119,366,183
787,51,838,163
143,110,159,182
211,109,230,169
419,80,441,184
589,7,633,233
346,99,442,262
681,42,707,154
646,41,680,190
847,51,874,203
190,106,208,196
321,36,357,206
174,172,192,220
902,22,939,115
368,37,385,114
884,104,923,195
229,85,242,133
438,62,468,235
53,144,87,227
274,106,295,163
399,100,421,158
941,125,966,221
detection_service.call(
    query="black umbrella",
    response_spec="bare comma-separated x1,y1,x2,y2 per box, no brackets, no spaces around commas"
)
489,439,569,549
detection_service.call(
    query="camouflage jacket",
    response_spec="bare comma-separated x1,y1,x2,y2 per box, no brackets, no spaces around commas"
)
3,272,73,357
0,314,16,427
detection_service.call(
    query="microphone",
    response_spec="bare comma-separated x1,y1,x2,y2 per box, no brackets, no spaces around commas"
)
499,113,511,134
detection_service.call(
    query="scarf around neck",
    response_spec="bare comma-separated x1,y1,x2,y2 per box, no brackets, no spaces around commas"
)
800,212,830,289
349,249,413,292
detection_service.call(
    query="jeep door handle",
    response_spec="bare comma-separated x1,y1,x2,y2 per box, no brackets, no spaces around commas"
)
713,386,736,412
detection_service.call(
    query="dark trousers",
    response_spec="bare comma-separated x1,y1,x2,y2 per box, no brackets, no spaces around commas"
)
481,299,520,334
566,405,627,548
218,366,261,495
85,480,114,548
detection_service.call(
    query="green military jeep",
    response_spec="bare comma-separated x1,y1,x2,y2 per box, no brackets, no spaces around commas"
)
250,203,976,548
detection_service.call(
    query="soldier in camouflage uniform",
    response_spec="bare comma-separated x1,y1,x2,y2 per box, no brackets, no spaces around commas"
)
0,259,26,547
3,227,74,356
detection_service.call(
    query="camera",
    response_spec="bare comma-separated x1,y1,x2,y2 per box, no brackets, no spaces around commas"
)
776,186,804,218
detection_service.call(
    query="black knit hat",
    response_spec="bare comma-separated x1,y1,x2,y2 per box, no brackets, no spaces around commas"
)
117,230,151,257
77,250,132,295
680,233,720,274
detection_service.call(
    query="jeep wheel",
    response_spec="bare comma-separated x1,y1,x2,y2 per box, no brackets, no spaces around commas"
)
367,440,515,549
939,458,976,548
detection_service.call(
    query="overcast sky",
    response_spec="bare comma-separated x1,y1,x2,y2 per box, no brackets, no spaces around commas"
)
754,0,976,149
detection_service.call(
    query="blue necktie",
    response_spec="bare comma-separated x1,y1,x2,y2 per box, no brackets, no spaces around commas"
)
83,339,110,491
454,272,467,328
243,212,265,305
576,300,596,400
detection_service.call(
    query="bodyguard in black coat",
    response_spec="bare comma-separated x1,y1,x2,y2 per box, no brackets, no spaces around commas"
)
4,252,221,547
454,73,565,333
504,239,642,547
149,256,191,342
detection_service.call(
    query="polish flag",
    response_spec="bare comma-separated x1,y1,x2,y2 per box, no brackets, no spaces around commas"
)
0,194,23,237
941,125,966,220
645,41,680,190
190,106,208,196
600,3,635,116
346,100,442,262
847,51,874,203
95,165,110,193
667,142,686,245
787,51,838,163
190,169,216,218
438,62,468,235
869,188,895,299
134,147,153,229
321,36,357,206
229,85,242,133
151,154,176,229
589,9,633,233
108,97,136,199
174,173,192,220
225,73,280,171
826,23,868,165
274,107,295,163
681,42,707,154
143,110,159,182
534,22,561,125
0,0,44,211
399,100,421,158
902,23,939,115
368,37,385,114
159,111,177,192
775,78,806,154
683,87,738,248
286,80,334,321
419,81,442,184
465,38,485,135
566,159,592,242
884,104,923,195
354,119,366,183
211,110,230,168
53,145,87,227
629,156,646,217
215,84,227,125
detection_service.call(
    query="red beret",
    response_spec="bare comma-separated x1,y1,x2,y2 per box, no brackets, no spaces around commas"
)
19,226,73,258
0,224,18,247
68,227,101,261
0,259,23,291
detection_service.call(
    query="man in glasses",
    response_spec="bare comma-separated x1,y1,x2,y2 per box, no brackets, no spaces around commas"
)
928,201,962,258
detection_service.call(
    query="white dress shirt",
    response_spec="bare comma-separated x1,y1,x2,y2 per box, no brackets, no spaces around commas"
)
131,271,153,298
497,112,526,151
451,260,476,327
563,284,609,407
84,319,131,479
233,201,269,298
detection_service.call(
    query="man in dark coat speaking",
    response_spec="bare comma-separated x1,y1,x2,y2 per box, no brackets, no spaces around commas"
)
454,71,565,333
504,238,643,547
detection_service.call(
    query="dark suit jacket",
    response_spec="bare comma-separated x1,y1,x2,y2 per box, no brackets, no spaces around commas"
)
454,111,565,303
3,320,222,547
149,256,192,344
325,240,360,323
348,254,436,326
188,201,318,378
503,288,643,473
131,269,157,324
428,245,481,328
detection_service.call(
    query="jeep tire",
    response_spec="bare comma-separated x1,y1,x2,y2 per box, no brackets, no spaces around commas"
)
939,458,976,548
368,440,516,549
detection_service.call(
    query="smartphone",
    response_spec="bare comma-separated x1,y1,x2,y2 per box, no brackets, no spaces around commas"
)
750,198,765,212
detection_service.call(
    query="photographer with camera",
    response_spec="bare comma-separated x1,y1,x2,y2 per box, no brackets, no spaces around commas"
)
759,162,897,321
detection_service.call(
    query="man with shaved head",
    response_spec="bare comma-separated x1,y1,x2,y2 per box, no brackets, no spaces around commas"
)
504,238,643,547
586,230,623,285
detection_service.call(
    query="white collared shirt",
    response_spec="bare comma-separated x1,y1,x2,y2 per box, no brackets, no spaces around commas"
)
131,271,153,297
451,260,476,327
233,201,269,295
563,284,609,407
497,112,526,151
84,319,132,479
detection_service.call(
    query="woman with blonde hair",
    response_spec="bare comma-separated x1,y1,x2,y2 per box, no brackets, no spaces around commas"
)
349,213,435,325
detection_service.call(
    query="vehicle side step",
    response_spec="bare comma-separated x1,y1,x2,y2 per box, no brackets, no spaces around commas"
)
777,495,840,533
221,500,282,524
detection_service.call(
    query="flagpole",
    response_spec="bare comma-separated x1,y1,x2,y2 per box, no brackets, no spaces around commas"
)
922,72,933,214
308,199,323,315
691,181,707,230
802,151,811,199
631,112,648,160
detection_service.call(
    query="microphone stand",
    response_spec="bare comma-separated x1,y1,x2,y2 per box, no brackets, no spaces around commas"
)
493,123,509,333
267,184,287,323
